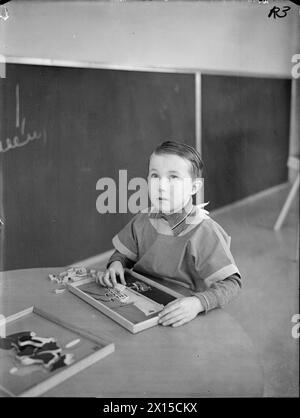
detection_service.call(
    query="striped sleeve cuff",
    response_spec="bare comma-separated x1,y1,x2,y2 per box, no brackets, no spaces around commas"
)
194,291,218,314
194,274,242,313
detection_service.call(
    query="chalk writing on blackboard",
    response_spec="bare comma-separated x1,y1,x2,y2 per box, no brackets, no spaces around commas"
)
0,84,46,153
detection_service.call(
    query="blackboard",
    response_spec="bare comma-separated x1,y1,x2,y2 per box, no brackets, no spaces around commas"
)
0,66,292,271
0,64,195,270
202,74,291,210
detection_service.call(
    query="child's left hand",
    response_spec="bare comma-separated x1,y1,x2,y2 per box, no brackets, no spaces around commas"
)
158,297,204,327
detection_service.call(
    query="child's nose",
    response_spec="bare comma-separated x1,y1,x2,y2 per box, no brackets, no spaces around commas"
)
159,177,168,191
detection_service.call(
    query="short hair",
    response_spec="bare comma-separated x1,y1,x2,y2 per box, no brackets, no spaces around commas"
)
151,141,204,179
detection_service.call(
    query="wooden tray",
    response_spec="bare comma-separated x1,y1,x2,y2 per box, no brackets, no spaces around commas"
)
67,269,184,334
0,306,114,397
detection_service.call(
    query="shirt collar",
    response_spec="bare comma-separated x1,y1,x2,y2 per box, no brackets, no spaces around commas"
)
151,199,194,229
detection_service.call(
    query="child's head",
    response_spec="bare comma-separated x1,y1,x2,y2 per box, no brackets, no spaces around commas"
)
148,141,203,213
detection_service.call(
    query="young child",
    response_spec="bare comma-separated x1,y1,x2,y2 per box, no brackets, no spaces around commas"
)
97,141,241,327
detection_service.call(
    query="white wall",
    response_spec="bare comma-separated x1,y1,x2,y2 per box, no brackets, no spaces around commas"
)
0,1,298,76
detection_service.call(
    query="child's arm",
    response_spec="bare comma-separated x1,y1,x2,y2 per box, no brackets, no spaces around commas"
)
158,274,241,327
96,250,131,288
158,296,204,327
159,219,242,327
107,250,135,270
95,261,125,287
195,274,241,313
98,212,141,287
96,249,137,287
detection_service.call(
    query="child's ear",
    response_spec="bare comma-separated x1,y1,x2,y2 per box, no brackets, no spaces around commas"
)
191,178,203,195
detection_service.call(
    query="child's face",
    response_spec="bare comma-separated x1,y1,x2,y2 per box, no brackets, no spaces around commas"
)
148,153,200,213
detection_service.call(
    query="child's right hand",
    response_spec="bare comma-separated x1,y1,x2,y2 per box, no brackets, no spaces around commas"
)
96,261,126,288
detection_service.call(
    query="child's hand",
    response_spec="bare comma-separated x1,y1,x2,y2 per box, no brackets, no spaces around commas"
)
96,261,126,288
158,297,204,327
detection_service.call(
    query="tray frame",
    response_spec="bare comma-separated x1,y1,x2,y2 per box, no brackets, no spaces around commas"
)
0,306,115,397
67,269,184,334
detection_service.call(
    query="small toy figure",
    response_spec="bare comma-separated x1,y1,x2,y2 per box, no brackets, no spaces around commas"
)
127,281,151,293
83,285,131,308
10,332,75,371
49,266,97,286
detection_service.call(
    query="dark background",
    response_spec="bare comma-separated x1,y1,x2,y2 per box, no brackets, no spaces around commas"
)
202,74,290,208
0,64,290,270
0,65,195,270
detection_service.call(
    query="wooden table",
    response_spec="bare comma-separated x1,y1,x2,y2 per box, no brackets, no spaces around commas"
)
0,267,263,397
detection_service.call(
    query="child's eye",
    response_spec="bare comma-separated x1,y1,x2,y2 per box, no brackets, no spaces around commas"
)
169,175,179,180
150,173,158,178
